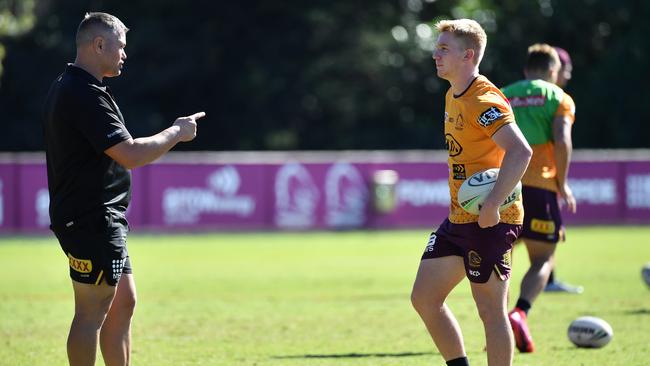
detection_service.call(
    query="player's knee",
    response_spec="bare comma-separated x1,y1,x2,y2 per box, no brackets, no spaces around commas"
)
475,301,504,324
120,293,137,317
74,293,114,325
411,288,442,314
410,288,425,313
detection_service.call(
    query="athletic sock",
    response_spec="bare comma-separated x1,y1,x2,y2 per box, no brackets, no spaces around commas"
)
515,298,532,315
548,270,556,284
446,356,470,366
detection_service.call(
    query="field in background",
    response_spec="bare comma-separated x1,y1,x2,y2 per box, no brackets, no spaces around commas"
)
1,227,649,366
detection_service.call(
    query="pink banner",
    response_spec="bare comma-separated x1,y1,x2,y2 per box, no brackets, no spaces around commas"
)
0,164,18,233
3,156,650,233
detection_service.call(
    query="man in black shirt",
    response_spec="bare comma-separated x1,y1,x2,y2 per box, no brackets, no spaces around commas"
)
43,12,204,365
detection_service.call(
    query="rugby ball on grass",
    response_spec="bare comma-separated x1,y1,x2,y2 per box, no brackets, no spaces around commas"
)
642,263,650,288
567,316,613,348
457,168,522,215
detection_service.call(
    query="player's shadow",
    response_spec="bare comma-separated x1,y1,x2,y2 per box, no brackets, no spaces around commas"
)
272,351,434,359
623,308,650,315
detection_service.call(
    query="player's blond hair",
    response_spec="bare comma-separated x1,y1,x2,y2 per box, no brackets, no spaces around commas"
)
526,43,560,72
435,19,487,65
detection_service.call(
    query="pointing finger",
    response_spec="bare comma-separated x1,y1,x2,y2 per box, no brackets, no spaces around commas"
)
190,111,206,120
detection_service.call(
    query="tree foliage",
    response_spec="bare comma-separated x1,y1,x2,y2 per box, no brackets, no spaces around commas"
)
0,0,647,151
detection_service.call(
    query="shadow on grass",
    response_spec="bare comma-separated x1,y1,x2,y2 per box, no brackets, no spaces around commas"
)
272,351,434,359
623,308,650,315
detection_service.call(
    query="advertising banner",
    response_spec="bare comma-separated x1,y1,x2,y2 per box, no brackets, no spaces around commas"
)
3,156,650,233
0,164,17,233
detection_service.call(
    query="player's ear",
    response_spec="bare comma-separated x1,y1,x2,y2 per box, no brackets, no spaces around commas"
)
93,36,104,54
465,48,475,62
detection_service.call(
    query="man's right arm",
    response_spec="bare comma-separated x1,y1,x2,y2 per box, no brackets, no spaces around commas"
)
105,112,205,169
553,114,576,213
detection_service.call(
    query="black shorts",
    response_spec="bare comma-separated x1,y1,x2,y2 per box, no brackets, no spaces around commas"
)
421,218,522,283
520,186,564,243
52,208,132,286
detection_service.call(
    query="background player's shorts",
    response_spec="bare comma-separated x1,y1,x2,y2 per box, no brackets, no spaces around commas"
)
52,208,131,286
520,186,564,243
421,218,522,283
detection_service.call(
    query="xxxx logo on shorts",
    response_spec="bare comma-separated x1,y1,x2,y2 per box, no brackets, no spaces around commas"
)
502,249,512,268
531,219,555,234
468,250,482,268
68,253,92,273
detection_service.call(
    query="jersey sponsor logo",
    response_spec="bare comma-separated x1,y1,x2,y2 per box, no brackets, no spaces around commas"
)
468,250,482,268
68,253,92,273
445,134,463,157
509,95,546,107
452,164,466,180
530,218,555,234
478,107,503,127
455,114,464,130
425,233,437,252
469,269,481,277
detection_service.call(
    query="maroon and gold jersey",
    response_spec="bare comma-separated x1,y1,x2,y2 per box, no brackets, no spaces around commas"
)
444,75,524,224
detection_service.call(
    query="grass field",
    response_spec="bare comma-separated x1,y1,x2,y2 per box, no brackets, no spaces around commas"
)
1,226,649,366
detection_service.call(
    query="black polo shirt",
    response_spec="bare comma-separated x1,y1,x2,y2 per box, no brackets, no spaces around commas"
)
43,64,132,227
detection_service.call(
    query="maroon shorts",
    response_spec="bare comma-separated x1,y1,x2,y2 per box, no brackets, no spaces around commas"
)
521,186,564,243
421,218,522,283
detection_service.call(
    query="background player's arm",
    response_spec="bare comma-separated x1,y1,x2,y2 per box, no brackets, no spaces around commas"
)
553,115,577,213
105,112,205,169
479,123,532,228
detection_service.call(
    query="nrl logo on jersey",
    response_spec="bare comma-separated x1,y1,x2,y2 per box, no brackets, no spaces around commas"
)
478,107,503,127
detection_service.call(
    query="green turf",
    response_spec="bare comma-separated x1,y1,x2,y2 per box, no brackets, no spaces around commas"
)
1,227,649,365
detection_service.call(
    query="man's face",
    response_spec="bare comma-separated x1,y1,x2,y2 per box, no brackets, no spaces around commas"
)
100,30,127,78
432,32,468,80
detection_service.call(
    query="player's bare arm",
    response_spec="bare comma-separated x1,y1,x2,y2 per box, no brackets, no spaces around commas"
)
479,123,532,228
105,111,205,169
553,114,576,213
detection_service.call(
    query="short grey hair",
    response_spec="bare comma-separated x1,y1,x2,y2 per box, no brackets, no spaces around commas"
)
75,12,128,46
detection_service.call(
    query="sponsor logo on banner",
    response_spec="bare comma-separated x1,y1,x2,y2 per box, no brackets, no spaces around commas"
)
626,174,650,208
325,163,368,228
275,163,319,228
163,166,255,224
397,179,450,207
36,188,50,227
569,178,617,205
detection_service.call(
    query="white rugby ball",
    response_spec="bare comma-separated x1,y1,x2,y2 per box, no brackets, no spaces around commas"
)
642,263,650,288
457,168,522,215
567,316,613,348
